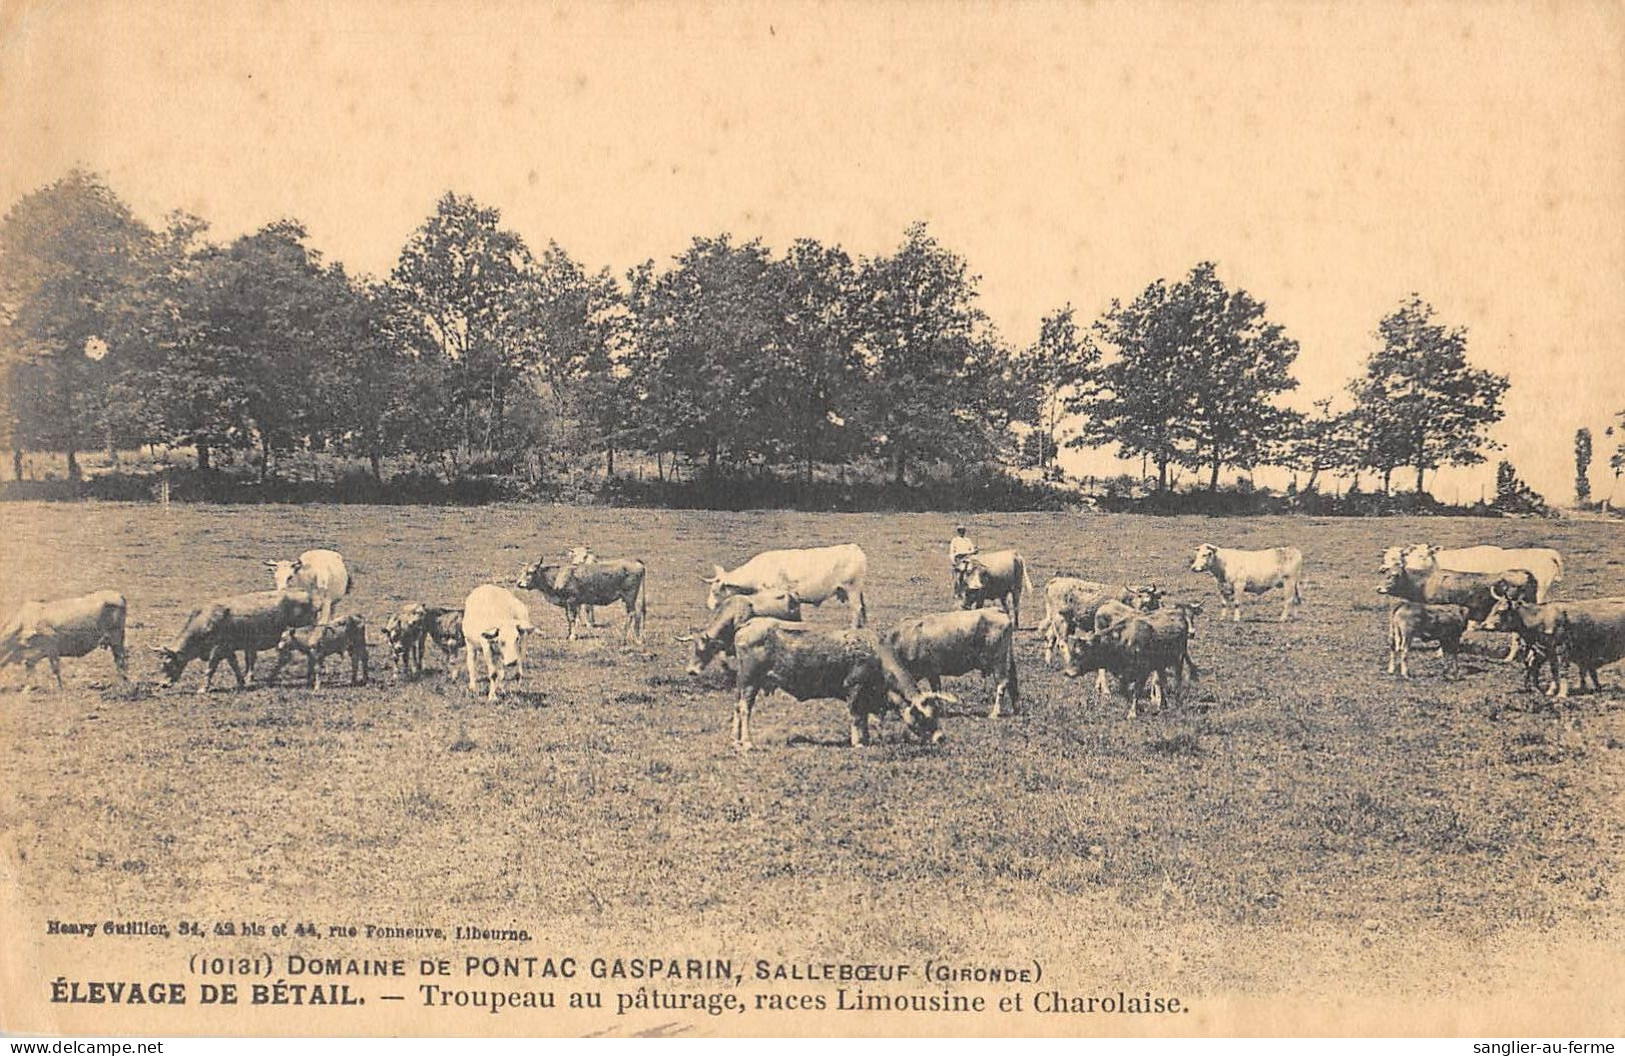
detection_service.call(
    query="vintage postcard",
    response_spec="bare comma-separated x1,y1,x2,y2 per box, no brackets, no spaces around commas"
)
1,0,1622,1039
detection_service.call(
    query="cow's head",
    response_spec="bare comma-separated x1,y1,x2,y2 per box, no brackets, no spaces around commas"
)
480,619,533,672
267,558,301,591
677,630,726,676
516,562,564,594
1178,600,1204,636
564,545,597,565
702,566,749,611
1482,585,1523,633
1061,631,1106,679
1378,546,1406,572
151,646,187,686
901,692,951,745
1375,565,1407,596
1129,584,1163,611
1190,545,1219,573
1400,544,1441,574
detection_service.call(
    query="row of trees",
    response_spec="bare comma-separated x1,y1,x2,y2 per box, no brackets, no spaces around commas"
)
1,169,1520,496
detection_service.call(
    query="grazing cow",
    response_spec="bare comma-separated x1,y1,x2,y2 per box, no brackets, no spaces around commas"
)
154,590,318,692
385,604,465,679
516,557,647,643
1190,544,1304,622
678,590,803,676
462,585,535,702
704,544,869,628
268,616,369,689
0,591,128,690
1376,563,1536,630
1482,592,1625,699
266,549,351,622
1038,578,1163,666
730,619,951,749
954,550,1036,630
1382,543,1564,603
1064,613,1195,718
883,608,1018,717
1386,602,1469,680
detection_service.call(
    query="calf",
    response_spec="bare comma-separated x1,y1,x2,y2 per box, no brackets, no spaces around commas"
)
266,549,351,622
1482,592,1625,699
1038,578,1162,667
1386,602,1469,680
883,608,1018,717
954,550,1036,629
730,619,952,750
679,590,803,676
154,590,318,692
1190,544,1303,622
382,604,464,679
268,616,369,689
517,557,646,643
0,590,128,690
463,585,535,702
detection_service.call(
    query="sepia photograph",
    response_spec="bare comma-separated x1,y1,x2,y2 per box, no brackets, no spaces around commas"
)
1,0,1622,1039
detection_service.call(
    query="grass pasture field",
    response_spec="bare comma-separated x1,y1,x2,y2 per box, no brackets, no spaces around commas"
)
2,502,1623,1030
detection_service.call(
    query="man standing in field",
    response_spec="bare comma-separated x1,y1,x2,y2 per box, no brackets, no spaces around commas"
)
949,524,979,589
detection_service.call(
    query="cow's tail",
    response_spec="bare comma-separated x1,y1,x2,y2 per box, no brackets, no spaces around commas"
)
634,567,649,635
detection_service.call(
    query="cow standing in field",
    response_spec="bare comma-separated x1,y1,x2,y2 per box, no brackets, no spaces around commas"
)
382,604,464,680
268,616,369,689
678,590,803,676
729,619,951,750
1381,543,1564,603
1384,544,1563,660
1386,602,1469,680
462,585,535,702
1064,612,1196,718
516,557,647,643
954,549,1036,630
1038,578,1162,667
267,549,352,622
883,608,1018,717
1190,544,1303,622
154,590,318,692
1376,563,1536,662
1089,598,1201,698
1482,591,1625,699
704,544,869,628
0,591,128,690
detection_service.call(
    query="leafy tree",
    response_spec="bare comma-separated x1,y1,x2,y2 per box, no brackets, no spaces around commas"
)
767,238,865,484
1285,397,1358,493
625,235,779,479
0,170,154,479
1493,460,1547,515
1015,304,1095,473
1575,427,1592,506
1072,262,1300,491
1348,295,1508,495
514,242,629,477
856,222,1004,485
391,193,531,460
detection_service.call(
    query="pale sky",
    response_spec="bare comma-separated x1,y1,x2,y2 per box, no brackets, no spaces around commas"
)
3,0,1622,502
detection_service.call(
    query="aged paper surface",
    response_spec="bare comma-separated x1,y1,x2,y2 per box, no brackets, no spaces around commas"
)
2,0,1624,1039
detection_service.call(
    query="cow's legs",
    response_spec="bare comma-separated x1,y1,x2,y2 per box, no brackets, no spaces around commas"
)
109,641,128,682
1280,578,1300,621
847,692,871,747
242,649,257,684
308,655,321,690
465,641,481,693
851,591,867,629
565,604,580,640
48,654,63,691
734,688,758,750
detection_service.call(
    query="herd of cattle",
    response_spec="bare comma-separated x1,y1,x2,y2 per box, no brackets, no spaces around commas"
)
2,533,1623,750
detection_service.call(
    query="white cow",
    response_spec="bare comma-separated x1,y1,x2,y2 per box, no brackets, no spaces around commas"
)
1382,544,1563,603
267,549,352,622
0,591,128,690
704,543,869,628
462,584,535,702
1190,544,1303,622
